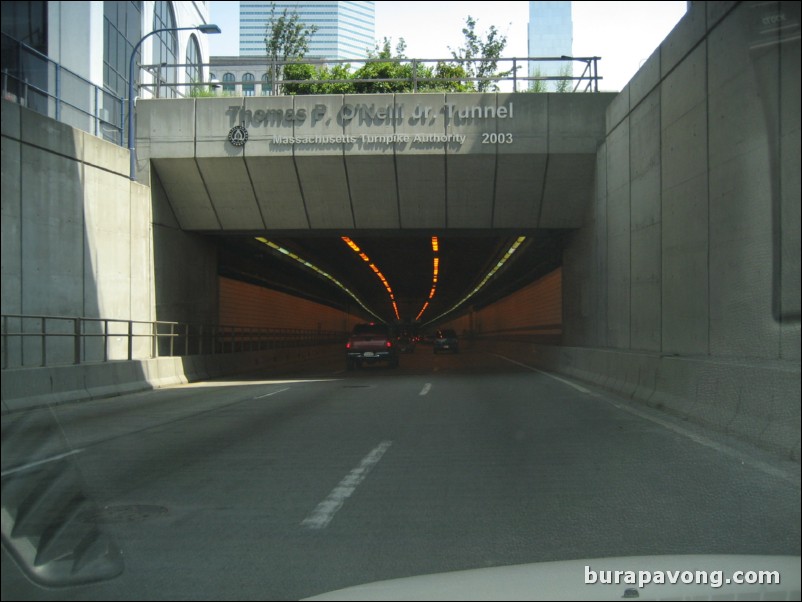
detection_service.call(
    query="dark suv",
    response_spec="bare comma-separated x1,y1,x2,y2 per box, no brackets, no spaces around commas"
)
433,329,459,354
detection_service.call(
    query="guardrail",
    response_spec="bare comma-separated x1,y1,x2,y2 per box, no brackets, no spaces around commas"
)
155,55,601,98
1,314,346,370
1,33,125,146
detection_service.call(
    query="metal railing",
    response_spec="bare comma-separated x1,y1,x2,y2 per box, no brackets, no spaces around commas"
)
149,55,601,98
1,33,126,146
1,314,347,370
0,34,601,153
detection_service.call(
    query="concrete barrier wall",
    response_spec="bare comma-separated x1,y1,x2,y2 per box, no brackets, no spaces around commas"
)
1,343,344,413
1,100,156,367
480,339,800,462
445,3,801,461
1,99,347,412
565,1,800,357
138,92,616,231
556,1,800,459
150,168,220,326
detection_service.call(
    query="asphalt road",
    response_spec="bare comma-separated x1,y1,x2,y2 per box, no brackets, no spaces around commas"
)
2,343,800,600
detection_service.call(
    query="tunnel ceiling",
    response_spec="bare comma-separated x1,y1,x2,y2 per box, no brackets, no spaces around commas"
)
143,93,611,324
218,231,569,326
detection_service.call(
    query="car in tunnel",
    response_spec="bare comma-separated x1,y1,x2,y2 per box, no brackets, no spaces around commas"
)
433,329,459,354
346,323,399,369
395,332,416,353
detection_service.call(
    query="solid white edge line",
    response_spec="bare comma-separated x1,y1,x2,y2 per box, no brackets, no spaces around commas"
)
491,353,799,485
491,353,591,394
301,440,393,529
1,448,85,477
254,387,291,399
419,383,432,396
599,396,800,485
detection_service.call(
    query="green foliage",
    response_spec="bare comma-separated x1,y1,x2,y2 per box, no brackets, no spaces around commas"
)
449,16,513,92
188,84,218,97
281,63,317,95
366,37,406,60
352,37,414,93
348,38,473,94
353,62,412,93
277,36,476,95
426,62,474,92
528,68,547,93
263,16,520,95
264,3,317,61
316,64,356,94
555,64,573,93
264,2,318,93
521,64,574,93
282,63,357,95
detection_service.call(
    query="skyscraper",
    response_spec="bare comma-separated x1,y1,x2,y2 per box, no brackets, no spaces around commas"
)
239,1,375,60
527,1,573,91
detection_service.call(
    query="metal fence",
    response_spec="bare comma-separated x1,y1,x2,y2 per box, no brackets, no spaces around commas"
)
1,32,600,150
2,29,601,146
1,33,126,146
1,314,347,370
165,55,601,98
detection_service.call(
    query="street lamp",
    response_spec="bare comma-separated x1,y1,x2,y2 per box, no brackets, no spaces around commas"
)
128,23,221,181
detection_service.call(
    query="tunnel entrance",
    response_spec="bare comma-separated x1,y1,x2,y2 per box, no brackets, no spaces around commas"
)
214,231,568,333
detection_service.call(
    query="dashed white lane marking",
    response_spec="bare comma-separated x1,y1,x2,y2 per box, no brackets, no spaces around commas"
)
254,387,290,399
1,449,84,477
491,353,592,394
419,383,432,396
301,440,393,529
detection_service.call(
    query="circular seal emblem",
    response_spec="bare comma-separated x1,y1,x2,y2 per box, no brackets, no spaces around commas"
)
228,124,248,147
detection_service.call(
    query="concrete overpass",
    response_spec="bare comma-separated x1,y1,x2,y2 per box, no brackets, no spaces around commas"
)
136,93,613,231
135,91,614,324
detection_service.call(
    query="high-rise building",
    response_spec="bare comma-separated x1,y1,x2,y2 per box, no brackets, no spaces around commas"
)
1,1,215,144
527,1,573,91
239,1,375,60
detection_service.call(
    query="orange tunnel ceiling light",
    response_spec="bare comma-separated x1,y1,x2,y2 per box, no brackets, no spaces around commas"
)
342,236,361,253
341,236,400,321
415,236,441,322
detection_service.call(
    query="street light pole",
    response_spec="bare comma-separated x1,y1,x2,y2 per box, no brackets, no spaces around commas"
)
128,24,221,181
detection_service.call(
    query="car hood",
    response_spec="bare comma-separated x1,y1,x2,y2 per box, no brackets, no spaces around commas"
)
303,555,801,601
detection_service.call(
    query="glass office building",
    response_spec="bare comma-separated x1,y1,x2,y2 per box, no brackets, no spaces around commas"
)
528,1,573,91
239,1,375,59
1,1,213,144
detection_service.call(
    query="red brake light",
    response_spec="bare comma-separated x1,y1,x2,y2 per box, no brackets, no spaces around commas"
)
386,341,393,348
346,342,351,349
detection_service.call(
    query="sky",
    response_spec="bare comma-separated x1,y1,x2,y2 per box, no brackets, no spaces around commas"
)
207,1,688,92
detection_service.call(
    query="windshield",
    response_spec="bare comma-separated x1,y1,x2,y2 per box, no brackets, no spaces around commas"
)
352,324,391,336
1,1,799,601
